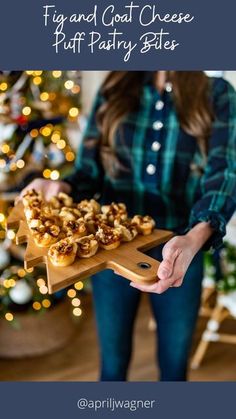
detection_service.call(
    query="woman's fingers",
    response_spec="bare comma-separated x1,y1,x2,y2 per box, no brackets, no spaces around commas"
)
157,242,180,280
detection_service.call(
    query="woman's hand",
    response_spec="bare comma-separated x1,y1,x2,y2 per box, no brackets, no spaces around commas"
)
16,178,72,203
130,222,213,294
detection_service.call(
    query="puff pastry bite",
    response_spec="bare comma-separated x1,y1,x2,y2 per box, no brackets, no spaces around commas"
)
95,224,122,250
77,199,101,215
49,192,73,209
101,202,128,225
131,215,155,235
48,238,77,267
114,219,138,242
76,234,99,258
59,206,81,221
25,206,41,221
83,212,108,234
31,223,61,247
63,219,87,239
22,189,43,207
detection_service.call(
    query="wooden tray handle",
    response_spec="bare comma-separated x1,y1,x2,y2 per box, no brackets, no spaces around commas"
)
107,250,160,285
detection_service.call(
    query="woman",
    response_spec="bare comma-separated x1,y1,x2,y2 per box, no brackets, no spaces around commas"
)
20,72,236,380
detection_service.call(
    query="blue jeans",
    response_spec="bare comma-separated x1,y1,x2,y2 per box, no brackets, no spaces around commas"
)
91,246,203,381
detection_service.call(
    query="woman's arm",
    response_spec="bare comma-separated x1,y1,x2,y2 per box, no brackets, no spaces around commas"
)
132,78,236,294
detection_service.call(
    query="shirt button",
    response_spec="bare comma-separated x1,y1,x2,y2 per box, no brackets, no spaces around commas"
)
146,164,156,175
155,100,164,111
151,141,161,152
153,121,163,131
165,82,173,93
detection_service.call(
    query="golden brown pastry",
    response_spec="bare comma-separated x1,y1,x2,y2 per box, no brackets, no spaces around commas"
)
131,215,155,235
49,192,73,209
114,219,138,242
77,199,101,215
59,206,81,221
63,219,87,239
31,223,61,247
83,212,108,234
101,202,128,225
22,189,43,207
95,224,122,250
48,238,77,267
76,234,99,258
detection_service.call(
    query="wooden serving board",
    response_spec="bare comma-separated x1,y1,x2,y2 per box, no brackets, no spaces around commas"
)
7,203,173,294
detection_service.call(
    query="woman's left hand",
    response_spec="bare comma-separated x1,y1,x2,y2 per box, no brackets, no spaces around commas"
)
130,222,213,294
130,235,197,294
131,235,198,294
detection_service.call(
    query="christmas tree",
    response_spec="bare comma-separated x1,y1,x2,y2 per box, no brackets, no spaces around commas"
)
0,70,81,191
0,71,84,327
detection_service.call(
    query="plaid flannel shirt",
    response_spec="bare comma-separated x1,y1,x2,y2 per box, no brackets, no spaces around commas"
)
66,76,236,249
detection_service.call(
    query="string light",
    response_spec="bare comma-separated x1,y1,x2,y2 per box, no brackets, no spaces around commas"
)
26,71,34,75
41,126,52,136
5,313,14,321
42,299,51,308
0,82,8,91
33,302,41,311
30,129,39,138
33,76,42,85
43,169,51,179
50,170,60,180
34,71,43,76
64,80,74,90
36,278,46,287
1,144,10,154
16,159,25,169
7,230,15,240
40,92,49,101
72,298,81,307
17,269,26,278
73,308,82,317
39,285,48,295
51,132,61,143
57,139,66,150
25,267,34,273
10,162,17,171
74,281,83,291
65,151,75,162
8,278,16,287
22,106,31,116
3,280,11,288
69,107,79,118
0,213,5,222
67,289,76,298
52,71,62,78
71,85,81,94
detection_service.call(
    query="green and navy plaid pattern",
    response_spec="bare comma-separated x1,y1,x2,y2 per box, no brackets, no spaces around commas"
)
66,76,236,249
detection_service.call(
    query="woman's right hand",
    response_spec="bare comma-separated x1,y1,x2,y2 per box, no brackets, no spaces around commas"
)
16,178,72,203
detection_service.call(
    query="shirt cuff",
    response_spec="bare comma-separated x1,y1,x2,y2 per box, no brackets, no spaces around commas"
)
187,210,226,250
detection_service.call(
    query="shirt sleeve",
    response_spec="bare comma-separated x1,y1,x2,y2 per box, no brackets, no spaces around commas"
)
188,79,236,250
64,91,105,201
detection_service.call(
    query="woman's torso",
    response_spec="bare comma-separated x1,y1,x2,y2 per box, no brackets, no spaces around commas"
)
99,77,223,233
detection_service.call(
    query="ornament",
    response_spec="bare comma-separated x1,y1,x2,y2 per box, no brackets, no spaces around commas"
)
9,279,33,305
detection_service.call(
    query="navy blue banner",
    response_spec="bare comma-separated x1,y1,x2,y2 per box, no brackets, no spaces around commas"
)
0,0,235,69
0,382,236,418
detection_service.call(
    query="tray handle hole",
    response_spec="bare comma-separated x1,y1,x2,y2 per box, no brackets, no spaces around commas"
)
137,262,151,270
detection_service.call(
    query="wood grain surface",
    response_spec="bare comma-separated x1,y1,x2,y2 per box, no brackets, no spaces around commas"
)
7,203,173,293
